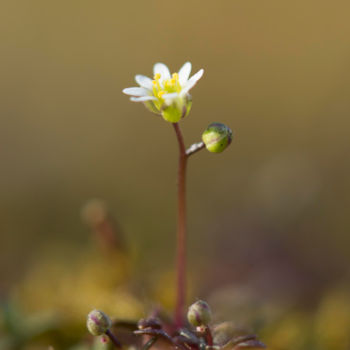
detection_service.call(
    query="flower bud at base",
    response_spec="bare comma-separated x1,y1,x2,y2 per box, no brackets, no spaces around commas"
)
187,300,212,327
87,309,112,336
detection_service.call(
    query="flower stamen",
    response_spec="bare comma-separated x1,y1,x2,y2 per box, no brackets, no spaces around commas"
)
158,91,165,99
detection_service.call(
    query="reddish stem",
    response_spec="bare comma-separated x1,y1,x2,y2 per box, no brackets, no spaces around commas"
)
106,329,122,348
172,123,188,328
205,327,213,346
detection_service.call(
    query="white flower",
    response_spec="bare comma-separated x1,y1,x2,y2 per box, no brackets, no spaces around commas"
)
122,62,204,123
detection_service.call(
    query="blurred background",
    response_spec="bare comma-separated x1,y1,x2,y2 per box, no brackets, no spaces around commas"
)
1,0,350,349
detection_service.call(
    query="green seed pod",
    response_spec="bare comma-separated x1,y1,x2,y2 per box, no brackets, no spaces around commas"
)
87,309,112,336
187,300,212,327
202,122,233,153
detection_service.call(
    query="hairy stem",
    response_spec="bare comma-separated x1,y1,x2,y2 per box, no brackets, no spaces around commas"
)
172,123,187,328
186,141,205,157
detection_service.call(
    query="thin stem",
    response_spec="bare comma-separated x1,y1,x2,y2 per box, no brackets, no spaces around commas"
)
172,123,187,328
106,329,122,348
186,141,205,157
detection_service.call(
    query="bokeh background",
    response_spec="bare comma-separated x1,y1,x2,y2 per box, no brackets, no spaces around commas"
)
1,1,350,349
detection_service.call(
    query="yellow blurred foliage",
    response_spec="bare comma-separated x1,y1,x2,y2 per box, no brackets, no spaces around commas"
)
314,288,350,350
13,249,144,326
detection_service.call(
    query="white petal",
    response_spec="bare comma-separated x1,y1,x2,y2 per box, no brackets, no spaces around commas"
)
180,69,204,96
180,80,197,96
162,92,179,100
153,63,171,81
130,96,157,102
178,62,192,85
189,69,204,83
123,87,149,96
135,75,153,90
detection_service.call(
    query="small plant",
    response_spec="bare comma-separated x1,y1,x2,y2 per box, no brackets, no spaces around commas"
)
86,62,265,349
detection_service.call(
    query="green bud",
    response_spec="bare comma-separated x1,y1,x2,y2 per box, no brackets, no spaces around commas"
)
87,309,112,336
202,122,233,153
187,300,212,327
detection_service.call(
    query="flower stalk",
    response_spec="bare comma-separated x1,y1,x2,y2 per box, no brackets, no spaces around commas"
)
172,125,207,328
186,141,205,157
106,329,122,348
173,122,188,328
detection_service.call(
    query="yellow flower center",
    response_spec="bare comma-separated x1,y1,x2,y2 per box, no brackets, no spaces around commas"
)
152,73,182,101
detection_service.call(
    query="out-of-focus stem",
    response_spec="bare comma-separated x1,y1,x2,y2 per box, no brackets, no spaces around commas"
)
142,337,158,350
204,326,213,346
106,329,122,348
